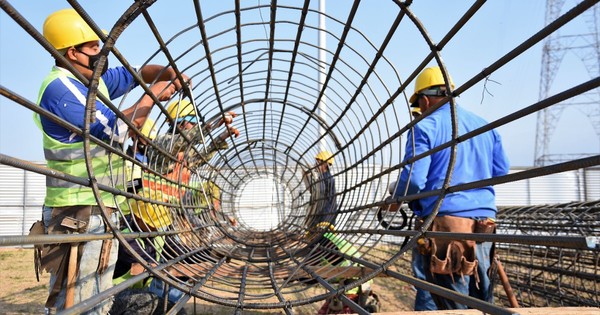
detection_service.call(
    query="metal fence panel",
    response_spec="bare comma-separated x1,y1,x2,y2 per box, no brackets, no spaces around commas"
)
0,164,25,206
0,164,44,238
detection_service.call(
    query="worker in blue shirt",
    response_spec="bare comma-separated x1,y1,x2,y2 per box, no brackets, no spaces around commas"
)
392,66,510,310
37,8,189,314
304,151,338,229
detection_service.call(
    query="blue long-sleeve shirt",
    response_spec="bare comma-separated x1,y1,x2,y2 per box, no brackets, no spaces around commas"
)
38,66,139,144
394,102,510,219
320,169,337,225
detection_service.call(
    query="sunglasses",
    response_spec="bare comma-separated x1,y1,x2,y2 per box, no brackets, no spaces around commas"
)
176,116,198,124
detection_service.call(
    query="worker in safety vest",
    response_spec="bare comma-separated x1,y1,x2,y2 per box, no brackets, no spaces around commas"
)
148,100,239,202
35,8,187,314
111,209,185,315
304,151,338,230
188,180,237,227
306,222,380,314
122,118,174,231
112,118,185,314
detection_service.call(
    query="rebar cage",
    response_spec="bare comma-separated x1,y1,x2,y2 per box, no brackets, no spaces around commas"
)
0,0,599,314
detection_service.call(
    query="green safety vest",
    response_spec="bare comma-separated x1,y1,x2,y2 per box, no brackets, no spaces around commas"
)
322,232,370,295
112,227,165,288
35,67,125,208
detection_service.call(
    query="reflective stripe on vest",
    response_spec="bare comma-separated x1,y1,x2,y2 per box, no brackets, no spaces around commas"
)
35,67,124,207
162,152,190,202
44,145,107,161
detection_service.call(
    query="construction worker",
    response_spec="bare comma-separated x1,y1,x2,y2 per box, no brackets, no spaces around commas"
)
123,118,174,232
36,8,188,314
304,151,338,229
148,100,239,203
111,117,186,314
189,180,237,227
306,222,379,314
123,117,174,231
391,66,510,310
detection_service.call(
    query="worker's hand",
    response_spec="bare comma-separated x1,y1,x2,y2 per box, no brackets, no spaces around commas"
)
150,81,177,101
218,125,240,140
383,196,402,212
213,111,237,129
228,216,238,226
172,73,191,91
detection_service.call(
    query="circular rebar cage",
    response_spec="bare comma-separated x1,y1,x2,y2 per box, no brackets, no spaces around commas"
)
1,0,599,314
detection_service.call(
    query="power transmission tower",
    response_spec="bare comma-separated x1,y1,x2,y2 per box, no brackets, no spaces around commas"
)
534,0,600,166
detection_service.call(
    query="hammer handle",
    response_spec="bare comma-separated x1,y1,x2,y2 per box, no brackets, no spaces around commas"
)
65,242,78,308
495,255,519,308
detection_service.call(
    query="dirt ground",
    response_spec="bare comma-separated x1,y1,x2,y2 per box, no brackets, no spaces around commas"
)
0,248,414,314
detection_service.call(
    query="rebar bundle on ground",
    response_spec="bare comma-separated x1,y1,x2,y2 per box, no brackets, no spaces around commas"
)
496,202,600,308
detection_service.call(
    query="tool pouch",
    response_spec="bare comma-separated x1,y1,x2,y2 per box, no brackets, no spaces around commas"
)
28,220,45,281
41,206,92,308
474,218,497,234
41,206,91,273
429,216,478,277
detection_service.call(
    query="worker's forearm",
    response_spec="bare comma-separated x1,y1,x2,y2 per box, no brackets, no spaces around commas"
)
121,93,154,128
139,65,177,83
121,81,172,128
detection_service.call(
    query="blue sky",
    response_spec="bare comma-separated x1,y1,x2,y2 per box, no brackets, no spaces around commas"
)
0,0,597,167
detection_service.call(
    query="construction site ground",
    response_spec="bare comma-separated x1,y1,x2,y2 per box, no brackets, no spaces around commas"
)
0,248,416,314
2,248,597,315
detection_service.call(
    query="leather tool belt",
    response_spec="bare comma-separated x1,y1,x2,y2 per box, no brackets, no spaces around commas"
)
29,205,115,308
414,216,496,279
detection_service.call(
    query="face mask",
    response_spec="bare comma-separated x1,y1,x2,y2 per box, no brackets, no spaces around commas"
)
136,143,146,153
76,49,108,75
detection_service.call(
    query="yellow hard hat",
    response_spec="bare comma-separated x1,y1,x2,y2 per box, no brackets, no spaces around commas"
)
315,150,334,165
316,221,335,231
43,9,100,50
409,66,455,103
130,189,173,229
139,118,157,140
166,100,196,121
305,221,335,238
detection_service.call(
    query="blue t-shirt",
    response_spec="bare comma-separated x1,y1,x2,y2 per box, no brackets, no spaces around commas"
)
39,66,138,144
394,102,510,219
